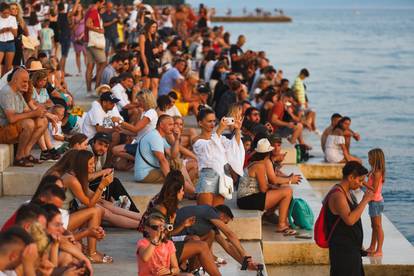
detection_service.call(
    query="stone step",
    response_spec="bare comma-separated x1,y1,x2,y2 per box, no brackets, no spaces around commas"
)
298,157,344,180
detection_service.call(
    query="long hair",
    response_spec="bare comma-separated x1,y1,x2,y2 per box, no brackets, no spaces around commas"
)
9,3,24,25
368,148,386,178
154,170,184,218
45,150,79,177
143,19,157,40
32,175,62,202
72,150,94,192
333,116,351,131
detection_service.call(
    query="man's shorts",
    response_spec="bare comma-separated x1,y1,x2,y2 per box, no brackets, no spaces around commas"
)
0,123,22,144
86,46,106,64
141,169,164,183
275,126,294,138
60,38,71,57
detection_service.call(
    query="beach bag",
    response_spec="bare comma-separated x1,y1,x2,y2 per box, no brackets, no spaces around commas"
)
314,186,342,248
219,173,234,200
88,31,105,49
288,198,314,230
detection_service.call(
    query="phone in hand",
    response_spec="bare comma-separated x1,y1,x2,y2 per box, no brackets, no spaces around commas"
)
224,117,235,125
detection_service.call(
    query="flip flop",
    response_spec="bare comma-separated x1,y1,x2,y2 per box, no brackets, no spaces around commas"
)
276,227,297,236
87,252,113,264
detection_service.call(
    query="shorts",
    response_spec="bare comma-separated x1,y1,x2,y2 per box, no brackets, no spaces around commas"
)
196,168,220,194
368,200,384,217
0,123,22,144
125,143,137,157
60,38,71,57
0,41,15,52
86,46,106,64
139,62,160,79
120,108,130,122
237,192,266,211
275,126,294,138
141,169,164,183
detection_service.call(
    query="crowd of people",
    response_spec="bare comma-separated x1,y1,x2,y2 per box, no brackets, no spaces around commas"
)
0,0,386,276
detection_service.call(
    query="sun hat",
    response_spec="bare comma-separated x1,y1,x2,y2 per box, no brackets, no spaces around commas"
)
27,61,46,72
95,84,111,96
255,138,274,153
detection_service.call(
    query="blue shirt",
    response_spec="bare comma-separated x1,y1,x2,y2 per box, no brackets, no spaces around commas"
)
158,67,182,96
134,129,170,181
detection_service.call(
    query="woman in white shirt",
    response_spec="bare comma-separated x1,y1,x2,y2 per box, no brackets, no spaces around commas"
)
193,107,244,206
0,3,17,75
112,90,158,170
324,117,361,163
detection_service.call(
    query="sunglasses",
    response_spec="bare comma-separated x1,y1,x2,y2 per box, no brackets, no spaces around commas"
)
148,224,162,231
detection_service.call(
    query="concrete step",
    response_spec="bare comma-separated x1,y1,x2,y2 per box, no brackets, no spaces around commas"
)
299,157,344,180
0,144,14,172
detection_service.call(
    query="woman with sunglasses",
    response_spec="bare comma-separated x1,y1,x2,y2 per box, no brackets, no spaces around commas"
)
137,214,189,276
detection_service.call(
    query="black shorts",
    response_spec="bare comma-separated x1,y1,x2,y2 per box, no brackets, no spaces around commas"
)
60,38,71,57
120,108,130,122
237,192,267,211
125,143,137,157
275,126,294,138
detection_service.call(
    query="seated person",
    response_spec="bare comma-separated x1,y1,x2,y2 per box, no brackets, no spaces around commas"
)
268,91,311,149
166,91,182,117
111,72,140,124
174,205,261,270
321,113,342,153
81,91,122,150
237,138,301,234
48,104,68,154
0,68,48,167
324,117,361,163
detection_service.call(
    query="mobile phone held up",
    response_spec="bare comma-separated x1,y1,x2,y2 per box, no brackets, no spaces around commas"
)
224,117,235,125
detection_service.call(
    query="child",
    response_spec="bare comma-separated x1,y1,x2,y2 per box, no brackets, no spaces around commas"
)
48,105,68,154
365,148,386,257
39,20,54,57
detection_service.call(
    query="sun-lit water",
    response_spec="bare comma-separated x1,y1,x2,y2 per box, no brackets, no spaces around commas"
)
206,7,414,243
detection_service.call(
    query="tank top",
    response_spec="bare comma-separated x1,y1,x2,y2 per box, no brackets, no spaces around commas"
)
326,187,363,250
366,173,383,202
237,163,263,198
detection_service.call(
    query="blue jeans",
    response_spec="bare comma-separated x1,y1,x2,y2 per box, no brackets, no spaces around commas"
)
105,36,119,53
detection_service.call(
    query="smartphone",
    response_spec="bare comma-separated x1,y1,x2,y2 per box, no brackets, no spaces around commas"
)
224,117,235,125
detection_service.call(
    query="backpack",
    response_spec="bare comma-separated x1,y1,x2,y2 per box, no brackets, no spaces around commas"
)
314,186,343,248
288,198,314,230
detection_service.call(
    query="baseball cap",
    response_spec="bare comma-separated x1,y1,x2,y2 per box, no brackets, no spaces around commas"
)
263,66,277,74
100,92,120,103
197,83,211,94
91,132,112,144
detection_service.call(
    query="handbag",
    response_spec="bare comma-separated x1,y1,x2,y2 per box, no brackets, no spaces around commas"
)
219,173,234,200
88,31,105,49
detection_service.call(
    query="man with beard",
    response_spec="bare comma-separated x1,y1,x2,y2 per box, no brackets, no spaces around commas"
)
88,132,139,212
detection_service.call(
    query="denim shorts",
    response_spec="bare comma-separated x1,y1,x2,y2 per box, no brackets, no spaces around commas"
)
196,168,220,194
368,200,384,217
0,41,15,52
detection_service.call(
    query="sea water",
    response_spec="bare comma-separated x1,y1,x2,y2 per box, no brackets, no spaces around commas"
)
204,7,414,243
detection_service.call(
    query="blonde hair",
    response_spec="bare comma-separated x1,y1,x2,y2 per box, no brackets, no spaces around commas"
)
29,222,50,256
227,102,243,119
368,148,386,178
138,90,157,110
9,3,24,24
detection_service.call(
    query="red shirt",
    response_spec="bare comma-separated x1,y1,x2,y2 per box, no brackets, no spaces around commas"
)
84,7,102,42
1,211,17,232
268,101,285,131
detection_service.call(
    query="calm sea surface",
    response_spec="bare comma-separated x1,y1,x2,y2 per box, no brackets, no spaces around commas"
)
210,8,414,243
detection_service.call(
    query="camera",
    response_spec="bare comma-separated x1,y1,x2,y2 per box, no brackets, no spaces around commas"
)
165,223,173,232
224,117,235,125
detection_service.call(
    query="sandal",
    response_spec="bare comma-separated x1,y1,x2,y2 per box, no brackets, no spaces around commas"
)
26,155,44,164
276,227,297,236
86,252,113,264
13,158,34,167
215,257,227,266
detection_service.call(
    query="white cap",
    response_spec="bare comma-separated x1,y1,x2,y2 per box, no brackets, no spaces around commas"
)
133,0,142,6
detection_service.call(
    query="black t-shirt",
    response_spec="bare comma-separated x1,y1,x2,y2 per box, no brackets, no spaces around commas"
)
101,12,119,39
174,205,220,237
230,44,243,73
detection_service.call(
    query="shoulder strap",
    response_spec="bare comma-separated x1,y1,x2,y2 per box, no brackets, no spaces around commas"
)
138,133,160,169
325,184,345,242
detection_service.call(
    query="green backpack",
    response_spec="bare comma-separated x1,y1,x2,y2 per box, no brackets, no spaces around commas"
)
288,198,314,230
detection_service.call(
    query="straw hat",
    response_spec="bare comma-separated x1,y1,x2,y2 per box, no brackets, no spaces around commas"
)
22,35,39,50
255,138,274,153
95,84,111,96
27,61,46,72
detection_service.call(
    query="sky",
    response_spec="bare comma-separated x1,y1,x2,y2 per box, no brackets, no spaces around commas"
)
186,0,414,9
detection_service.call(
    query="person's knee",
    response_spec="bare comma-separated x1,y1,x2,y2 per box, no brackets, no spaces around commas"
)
91,206,104,219
19,118,35,131
284,187,293,198
295,123,303,130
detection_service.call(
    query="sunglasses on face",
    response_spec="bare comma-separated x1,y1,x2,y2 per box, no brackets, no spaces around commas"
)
149,224,162,231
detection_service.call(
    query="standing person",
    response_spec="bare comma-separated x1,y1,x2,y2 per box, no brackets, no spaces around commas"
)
39,20,54,57
69,0,86,76
291,68,309,109
193,108,244,206
365,148,386,257
85,0,107,93
327,161,374,276
9,3,27,68
102,1,119,57
0,2,17,76
57,2,71,76
139,19,160,96
229,35,245,73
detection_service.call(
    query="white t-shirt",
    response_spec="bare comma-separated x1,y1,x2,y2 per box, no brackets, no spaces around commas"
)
136,108,158,141
82,100,122,139
166,105,181,117
27,23,41,38
111,83,129,110
0,271,17,276
324,135,346,163
48,121,64,148
0,16,17,42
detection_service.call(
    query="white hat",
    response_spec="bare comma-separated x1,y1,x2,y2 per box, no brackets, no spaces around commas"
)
133,0,142,6
255,138,274,153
